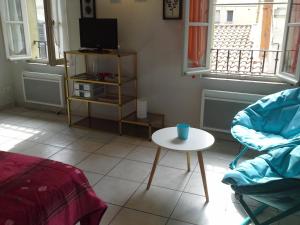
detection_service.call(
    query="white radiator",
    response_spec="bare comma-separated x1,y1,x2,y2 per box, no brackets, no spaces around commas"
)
200,89,264,133
22,71,64,108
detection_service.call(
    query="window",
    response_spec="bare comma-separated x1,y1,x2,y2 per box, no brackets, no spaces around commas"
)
215,10,221,23
183,0,213,74
0,0,31,60
183,0,300,84
0,0,68,65
226,10,233,23
279,0,300,83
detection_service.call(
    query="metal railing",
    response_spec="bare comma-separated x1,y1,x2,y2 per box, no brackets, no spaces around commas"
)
210,48,281,77
33,40,48,59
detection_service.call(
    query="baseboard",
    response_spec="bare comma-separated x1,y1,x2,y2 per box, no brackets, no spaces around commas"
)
0,103,15,111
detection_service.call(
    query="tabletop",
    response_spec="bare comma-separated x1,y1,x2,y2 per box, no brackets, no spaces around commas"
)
152,127,215,151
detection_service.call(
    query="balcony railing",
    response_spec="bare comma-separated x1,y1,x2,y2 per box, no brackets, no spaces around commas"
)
210,49,281,77
33,40,48,59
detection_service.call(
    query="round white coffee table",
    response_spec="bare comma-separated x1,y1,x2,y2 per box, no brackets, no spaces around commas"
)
147,127,215,202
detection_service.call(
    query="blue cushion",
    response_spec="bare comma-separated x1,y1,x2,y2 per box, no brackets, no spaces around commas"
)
231,88,300,151
222,145,300,188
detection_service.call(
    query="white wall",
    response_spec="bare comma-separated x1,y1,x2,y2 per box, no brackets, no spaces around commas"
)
0,23,14,108
2,0,291,127
96,0,289,127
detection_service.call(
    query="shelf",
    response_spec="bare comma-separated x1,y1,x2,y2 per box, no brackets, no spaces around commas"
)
65,49,165,140
122,112,164,128
69,73,136,86
73,117,159,139
69,94,136,106
65,50,136,57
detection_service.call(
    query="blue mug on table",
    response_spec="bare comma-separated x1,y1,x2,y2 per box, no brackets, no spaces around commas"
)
177,123,190,140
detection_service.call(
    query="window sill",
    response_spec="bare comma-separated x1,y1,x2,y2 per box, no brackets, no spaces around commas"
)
26,60,65,68
186,71,289,85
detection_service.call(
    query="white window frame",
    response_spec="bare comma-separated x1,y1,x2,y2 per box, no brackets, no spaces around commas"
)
183,0,215,75
0,0,68,65
0,0,32,60
183,0,300,84
278,0,300,84
226,10,233,23
43,0,68,66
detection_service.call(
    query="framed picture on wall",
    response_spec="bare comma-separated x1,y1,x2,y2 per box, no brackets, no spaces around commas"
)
163,0,182,20
80,0,96,18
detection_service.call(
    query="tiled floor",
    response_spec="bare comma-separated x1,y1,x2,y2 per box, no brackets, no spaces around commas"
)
0,107,298,225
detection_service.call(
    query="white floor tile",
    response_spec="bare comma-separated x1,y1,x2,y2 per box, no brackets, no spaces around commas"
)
18,118,48,129
184,171,233,204
108,159,151,182
0,115,29,126
66,137,105,153
42,120,68,132
37,112,66,121
77,154,121,174
28,129,56,143
145,165,192,191
159,151,197,170
139,140,158,148
110,208,167,225
100,203,121,225
113,135,143,145
126,146,168,163
171,193,227,225
96,142,136,158
21,144,62,158
196,152,231,174
166,219,194,225
86,130,117,143
94,176,140,205
83,171,103,186
126,184,181,217
49,149,90,165
43,134,77,148
0,123,40,141
225,202,279,225
60,127,90,138
3,140,35,153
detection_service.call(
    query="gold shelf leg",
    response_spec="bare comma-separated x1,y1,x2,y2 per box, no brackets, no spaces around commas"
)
148,126,152,141
67,99,72,126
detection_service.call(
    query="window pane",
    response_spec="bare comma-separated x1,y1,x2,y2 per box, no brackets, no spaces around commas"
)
283,26,300,75
52,0,65,59
7,24,27,56
215,10,220,23
7,0,23,21
290,0,300,23
188,26,208,68
189,0,209,23
227,10,233,22
30,0,48,60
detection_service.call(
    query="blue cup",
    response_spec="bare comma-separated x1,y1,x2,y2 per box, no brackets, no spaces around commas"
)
177,123,190,140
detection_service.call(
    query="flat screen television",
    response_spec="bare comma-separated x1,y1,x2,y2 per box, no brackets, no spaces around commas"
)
79,18,118,50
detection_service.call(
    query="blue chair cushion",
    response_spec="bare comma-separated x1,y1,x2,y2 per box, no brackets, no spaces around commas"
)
231,88,300,151
222,146,300,188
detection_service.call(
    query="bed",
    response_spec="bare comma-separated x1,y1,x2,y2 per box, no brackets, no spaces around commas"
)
0,151,107,225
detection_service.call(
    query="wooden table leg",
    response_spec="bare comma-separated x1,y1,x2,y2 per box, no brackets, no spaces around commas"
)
197,151,209,202
186,152,191,172
147,146,161,190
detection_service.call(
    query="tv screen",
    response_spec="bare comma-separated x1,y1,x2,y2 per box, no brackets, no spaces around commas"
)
79,18,118,50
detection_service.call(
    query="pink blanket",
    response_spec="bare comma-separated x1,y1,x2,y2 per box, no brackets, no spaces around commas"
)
0,151,107,225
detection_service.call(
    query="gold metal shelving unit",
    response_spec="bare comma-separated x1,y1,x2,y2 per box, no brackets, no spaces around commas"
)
64,50,164,139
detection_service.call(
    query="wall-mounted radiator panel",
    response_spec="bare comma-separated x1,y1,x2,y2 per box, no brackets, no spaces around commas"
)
200,89,264,133
22,71,64,108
